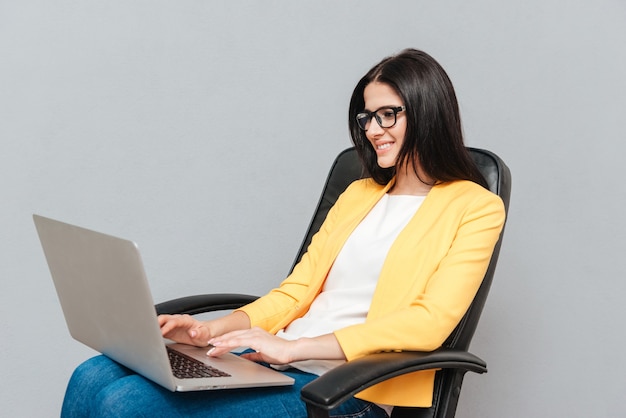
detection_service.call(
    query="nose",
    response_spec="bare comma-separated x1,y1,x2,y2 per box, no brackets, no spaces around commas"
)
366,116,385,137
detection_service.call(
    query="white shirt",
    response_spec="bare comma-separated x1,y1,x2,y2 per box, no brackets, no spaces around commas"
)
276,193,425,375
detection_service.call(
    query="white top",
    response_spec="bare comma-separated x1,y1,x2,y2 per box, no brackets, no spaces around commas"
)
275,193,425,375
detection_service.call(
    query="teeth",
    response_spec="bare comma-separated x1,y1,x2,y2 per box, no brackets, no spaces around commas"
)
377,143,392,150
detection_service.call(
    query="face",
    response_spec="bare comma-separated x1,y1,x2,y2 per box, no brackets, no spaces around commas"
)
362,82,407,168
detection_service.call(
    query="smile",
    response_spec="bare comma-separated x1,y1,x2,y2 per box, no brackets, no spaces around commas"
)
377,143,392,150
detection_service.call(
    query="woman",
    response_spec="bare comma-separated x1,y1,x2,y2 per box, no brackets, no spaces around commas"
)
62,48,505,418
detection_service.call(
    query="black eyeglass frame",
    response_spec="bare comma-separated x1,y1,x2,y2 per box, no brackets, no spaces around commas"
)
355,106,406,131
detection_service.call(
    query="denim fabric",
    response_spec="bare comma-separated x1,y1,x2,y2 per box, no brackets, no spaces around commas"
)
61,355,389,418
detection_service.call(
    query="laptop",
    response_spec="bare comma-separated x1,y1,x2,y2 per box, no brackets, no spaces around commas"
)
33,214,294,392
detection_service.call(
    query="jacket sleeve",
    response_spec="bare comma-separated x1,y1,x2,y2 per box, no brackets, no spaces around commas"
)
334,189,506,360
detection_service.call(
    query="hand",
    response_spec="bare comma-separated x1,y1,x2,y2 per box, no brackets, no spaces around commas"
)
158,314,212,347
207,327,296,365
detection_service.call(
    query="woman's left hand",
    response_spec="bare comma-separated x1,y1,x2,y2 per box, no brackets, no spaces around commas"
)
206,327,296,365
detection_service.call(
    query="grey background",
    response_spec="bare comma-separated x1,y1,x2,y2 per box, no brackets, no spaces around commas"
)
2,1,625,416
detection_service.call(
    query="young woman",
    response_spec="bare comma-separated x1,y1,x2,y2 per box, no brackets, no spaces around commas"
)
61,49,505,418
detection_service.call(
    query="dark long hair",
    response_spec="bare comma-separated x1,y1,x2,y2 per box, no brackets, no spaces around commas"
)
348,49,487,189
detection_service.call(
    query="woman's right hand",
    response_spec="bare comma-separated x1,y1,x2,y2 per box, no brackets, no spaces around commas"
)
158,314,212,347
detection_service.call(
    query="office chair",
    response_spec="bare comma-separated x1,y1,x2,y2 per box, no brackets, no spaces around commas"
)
156,147,512,418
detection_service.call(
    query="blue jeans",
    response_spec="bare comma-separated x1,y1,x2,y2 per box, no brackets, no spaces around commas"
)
61,355,390,418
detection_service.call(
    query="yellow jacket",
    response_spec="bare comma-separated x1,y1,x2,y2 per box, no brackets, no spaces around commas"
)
239,178,506,407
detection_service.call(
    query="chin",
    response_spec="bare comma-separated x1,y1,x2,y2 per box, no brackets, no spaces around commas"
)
376,156,396,169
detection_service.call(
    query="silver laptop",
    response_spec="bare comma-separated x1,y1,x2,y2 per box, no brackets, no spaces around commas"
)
33,214,294,392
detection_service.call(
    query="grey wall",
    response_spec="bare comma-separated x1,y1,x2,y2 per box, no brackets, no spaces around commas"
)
2,1,625,416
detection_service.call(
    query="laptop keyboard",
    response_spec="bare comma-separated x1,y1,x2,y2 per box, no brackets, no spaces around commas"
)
167,347,231,379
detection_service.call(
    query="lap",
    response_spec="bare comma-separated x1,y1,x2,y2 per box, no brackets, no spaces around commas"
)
62,355,388,418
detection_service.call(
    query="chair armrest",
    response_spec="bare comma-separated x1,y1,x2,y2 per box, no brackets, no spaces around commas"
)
155,293,259,315
300,348,487,413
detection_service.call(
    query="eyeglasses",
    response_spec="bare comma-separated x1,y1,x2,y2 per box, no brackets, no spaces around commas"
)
355,106,406,131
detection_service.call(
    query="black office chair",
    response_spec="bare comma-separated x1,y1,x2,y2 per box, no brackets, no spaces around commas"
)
156,147,512,418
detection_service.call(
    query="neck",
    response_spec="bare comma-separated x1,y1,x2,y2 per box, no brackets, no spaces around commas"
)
389,164,433,196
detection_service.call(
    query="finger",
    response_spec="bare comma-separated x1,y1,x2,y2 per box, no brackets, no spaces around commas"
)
206,344,232,357
160,320,176,336
189,326,210,343
160,315,196,338
209,328,251,341
159,318,182,336
159,314,184,328
208,327,266,347
157,314,173,327
207,338,241,352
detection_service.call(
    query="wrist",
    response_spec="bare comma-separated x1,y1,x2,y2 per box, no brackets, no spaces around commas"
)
291,337,308,363
293,334,346,362
205,311,251,338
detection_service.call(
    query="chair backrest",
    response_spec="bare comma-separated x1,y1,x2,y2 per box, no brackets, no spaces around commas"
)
292,147,511,417
441,148,511,351
292,147,511,274
290,147,365,271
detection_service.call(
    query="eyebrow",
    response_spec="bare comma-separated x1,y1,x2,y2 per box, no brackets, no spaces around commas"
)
362,105,403,112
